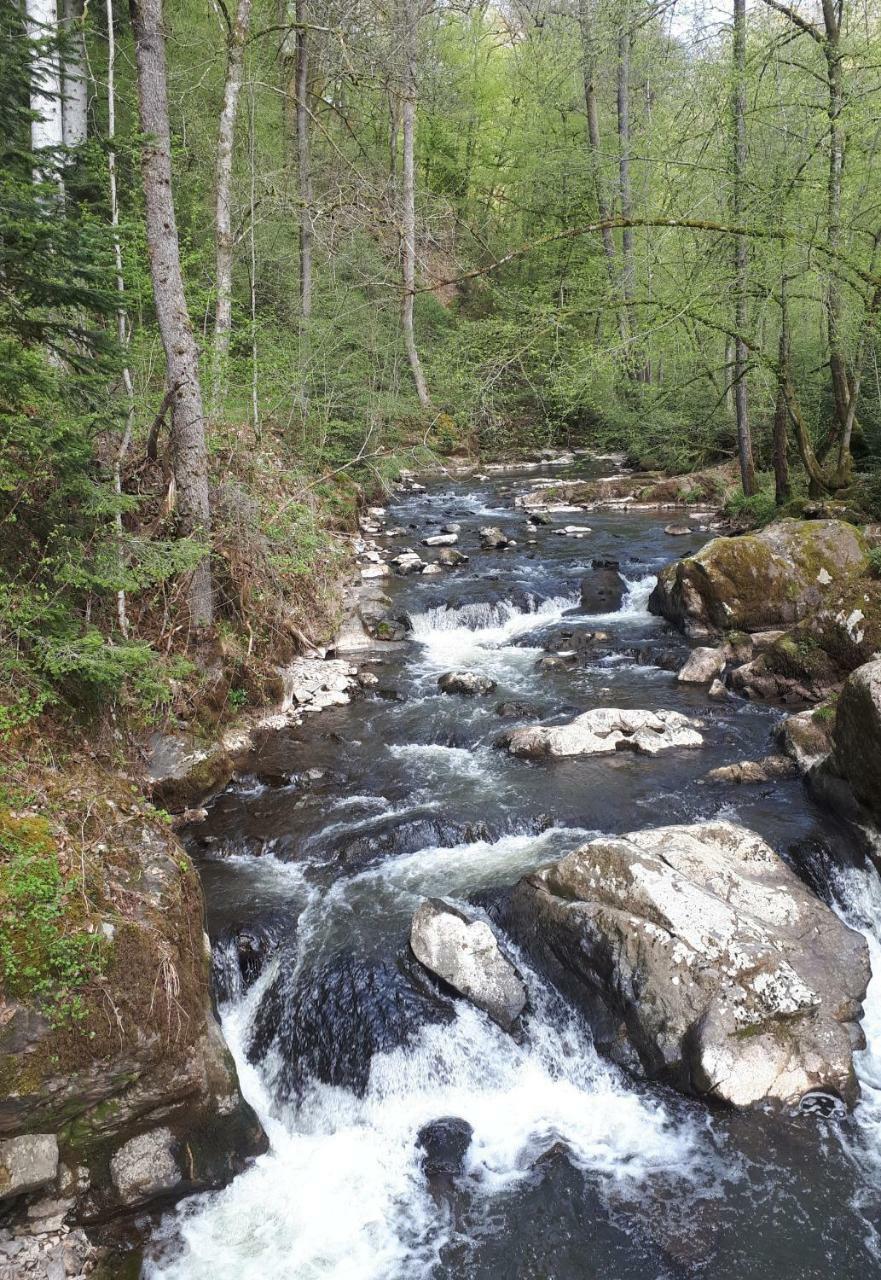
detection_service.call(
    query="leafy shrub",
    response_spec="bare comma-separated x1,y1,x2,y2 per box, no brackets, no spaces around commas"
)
868,546,881,580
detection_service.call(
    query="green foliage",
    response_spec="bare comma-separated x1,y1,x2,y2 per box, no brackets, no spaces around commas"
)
0,807,106,1024
867,547,881,580
725,481,779,528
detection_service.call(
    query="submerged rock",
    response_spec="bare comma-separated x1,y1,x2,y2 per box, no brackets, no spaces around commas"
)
249,952,454,1098
437,670,497,696
704,755,798,784
508,821,870,1108
409,899,527,1031
497,708,703,758
649,519,868,638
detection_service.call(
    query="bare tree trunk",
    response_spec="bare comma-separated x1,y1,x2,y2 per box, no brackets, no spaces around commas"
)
577,0,626,345
26,0,64,183
616,23,635,325
210,0,252,411
129,0,213,627
106,0,135,636
61,0,88,146
773,277,791,505
295,0,312,323
732,0,757,495
400,0,430,407
822,3,849,444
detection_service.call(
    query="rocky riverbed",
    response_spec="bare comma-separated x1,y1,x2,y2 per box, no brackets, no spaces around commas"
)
127,456,881,1278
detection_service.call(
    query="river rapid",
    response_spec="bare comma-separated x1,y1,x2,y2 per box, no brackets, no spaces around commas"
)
145,458,881,1280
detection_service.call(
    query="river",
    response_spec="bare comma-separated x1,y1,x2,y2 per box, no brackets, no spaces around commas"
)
144,457,881,1280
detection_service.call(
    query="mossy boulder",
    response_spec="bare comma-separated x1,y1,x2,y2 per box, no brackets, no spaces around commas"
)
730,580,881,703
0,758,266,1225
649,519,868,639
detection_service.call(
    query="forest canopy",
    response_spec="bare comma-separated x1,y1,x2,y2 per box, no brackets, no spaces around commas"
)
3,0,881,727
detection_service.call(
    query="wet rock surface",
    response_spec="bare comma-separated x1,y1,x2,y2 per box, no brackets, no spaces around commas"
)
509,821,870,1107
498,707,703,758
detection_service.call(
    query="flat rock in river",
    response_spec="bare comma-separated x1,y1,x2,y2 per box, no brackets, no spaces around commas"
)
497,708,703,758
410,899,527,1031
508,821,870,1108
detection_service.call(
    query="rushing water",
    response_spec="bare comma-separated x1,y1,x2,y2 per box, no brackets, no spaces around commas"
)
145,459,881,1280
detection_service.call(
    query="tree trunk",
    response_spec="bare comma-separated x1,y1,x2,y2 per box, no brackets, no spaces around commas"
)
616,19,637,350
823,4,849,439
61,0,87,146
400,0,429,406
210,0,252,411
577,0,619,303
295,0,312,324
732,0,757,495
773,278,791,505
26,0,64,182
129,0,214,627
106,0,135,636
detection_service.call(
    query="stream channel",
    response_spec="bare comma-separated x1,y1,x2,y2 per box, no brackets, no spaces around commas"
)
146,457,881,1280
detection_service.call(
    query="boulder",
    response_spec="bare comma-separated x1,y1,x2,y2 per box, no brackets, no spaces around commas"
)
110,1128,180,1207
498,708,702,759
441,523,461,534
664,525,691,536
508,821,870,1108
580,563,625,614
776,707,834,773
416,1117,473,1182
704,755,798,784
677,647,725,684
391,551,426,576
649,519,868,638
437,671,497,696
422,533,459,547
825,658,881,825
437,547,468,567
708,678,729,700
0,1135,58,1200
479,526,511,549
142,732,234,812
410,899,527,1031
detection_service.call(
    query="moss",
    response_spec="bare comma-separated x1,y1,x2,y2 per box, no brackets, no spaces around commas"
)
0,808,107,1025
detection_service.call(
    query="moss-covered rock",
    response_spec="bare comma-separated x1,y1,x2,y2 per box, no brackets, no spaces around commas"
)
730,580,881,703
649,519,869,639
0,757,266,1226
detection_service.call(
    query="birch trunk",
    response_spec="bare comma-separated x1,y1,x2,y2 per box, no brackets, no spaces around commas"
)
129,0,214,627
210,0,253,411
732,0,757,495
295,0,312,413
401,0,430,407
773,277,791,505
26,0,64,182
61,0,87,146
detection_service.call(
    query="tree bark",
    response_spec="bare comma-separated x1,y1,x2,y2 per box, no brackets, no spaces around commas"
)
400,0,430,406
732,0,757,495
773,277,791,505
26,0,64,182
822,2,849,440
61,0,88,146
106,0,135,636
295,0,312,324
617,21,635,330
129,0,214,627
577,0,626,345
210,0,252,411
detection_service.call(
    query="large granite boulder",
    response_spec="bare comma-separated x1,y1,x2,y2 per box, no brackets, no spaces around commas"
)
507,821,870,1109
649,519,867,639
497,708,702,758
409,899,527,1031
437,671,497,696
